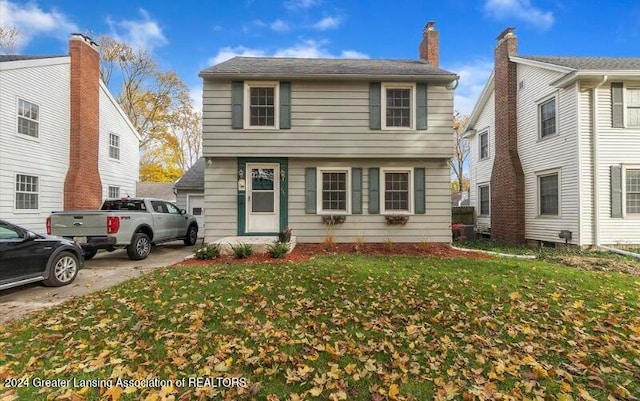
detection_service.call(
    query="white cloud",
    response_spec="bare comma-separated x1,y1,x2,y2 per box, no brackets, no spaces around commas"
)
484,0,554,30
0,0,78,51
445,59,494,116
208,45,267,65
189,85,203,114
106,9,167,51
283,0,321,10
341,50,368,59
270,19,290,32
312,16,341,30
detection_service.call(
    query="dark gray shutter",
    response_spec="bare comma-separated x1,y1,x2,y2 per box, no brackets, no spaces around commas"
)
231,81,244,129
611,165,623,218
416,83,428,130
414,167,426,214
368,168,379,214
352,168,362,214
305,167,317,214
369,82,381,130
612,82,624,128
280,81,291,129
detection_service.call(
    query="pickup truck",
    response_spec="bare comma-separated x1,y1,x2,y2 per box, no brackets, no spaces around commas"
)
47,198,199,260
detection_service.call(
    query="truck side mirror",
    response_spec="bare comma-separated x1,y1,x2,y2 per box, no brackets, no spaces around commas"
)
181,209,187,215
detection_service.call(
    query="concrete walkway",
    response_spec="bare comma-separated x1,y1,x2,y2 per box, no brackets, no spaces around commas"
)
0,241,192,325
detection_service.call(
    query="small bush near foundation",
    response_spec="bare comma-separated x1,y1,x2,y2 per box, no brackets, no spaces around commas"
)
231,243,253,259
193,244,220,260
268,241,290,259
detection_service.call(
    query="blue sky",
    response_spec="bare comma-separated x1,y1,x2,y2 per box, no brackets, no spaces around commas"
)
2,0,640,114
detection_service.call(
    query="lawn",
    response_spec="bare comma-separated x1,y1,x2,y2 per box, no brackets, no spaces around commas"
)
1,254,639,400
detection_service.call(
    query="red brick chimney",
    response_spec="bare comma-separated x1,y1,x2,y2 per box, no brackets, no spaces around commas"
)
419,21,439,67
64,33,103,210
490,27,525,244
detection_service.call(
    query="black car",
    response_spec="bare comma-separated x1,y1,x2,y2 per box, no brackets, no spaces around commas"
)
0,219,84,290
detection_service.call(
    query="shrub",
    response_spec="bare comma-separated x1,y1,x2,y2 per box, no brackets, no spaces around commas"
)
231,242,253,259
268,241,289,259
193,244,220,260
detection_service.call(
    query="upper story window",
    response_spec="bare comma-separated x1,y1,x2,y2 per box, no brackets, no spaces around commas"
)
479,130,489,160
382,83,415,129
244,82,279,129
539,97,557,139
109,133,120,160
317,168,351,215
381,168,413,214
626,88,640,127
18,99,39,138
15,174,38,210
538,171,559,216
626,169,640,214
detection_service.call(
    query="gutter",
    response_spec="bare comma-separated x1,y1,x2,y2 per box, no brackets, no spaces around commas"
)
592,75,608,247
599,245,640,260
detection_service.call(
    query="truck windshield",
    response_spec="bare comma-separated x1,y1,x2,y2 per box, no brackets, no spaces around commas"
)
101,200,147,211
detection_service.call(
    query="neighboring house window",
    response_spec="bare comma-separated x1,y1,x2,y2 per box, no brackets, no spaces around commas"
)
382,83,414,129
245,82,279,128
317,168,350,214
539,97,557,138
626,169,640,214
17,99,39,138
108,186,120,199
627,88,640,127
478,185,490,216
109,133,120,160
479,130,489,160
15,174,38,210
381,168,413,214
538,172,559,216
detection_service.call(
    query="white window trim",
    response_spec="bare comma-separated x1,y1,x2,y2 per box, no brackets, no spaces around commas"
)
622,164,640,217
536,168,561,218
624,86,640,128
381,82,416,130
108,186,120,199
380,167,414,215
537,93,559,140
14,173,40,213
478,183,490,216
244,81,280,129
109,132,121,161
479,129,489,160
16,97,40,140
316,167,351,215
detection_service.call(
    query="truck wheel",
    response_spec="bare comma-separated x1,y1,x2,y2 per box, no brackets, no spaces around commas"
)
83,247,98,260
127,233,151,260
43,252,79,287
184,225,198,246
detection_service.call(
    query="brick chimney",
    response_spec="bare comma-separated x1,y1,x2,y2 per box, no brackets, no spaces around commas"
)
419,21,439,67
490,27,525,244
64,34,103,210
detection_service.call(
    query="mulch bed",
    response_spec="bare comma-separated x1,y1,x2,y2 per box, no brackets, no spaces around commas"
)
172,243,492,266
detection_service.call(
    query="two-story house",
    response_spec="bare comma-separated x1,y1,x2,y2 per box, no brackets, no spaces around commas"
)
0,34,141,234
199,22,458,244
466,28,640,247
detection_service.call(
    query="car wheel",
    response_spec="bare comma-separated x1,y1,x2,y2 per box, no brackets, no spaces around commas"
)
127,233,151,260
84,247,98,260
184,225,198,246
43,252,79,287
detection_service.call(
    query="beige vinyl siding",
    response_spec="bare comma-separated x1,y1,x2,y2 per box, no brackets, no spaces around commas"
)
176,191,187,210
202,80,454,158
516,64,580,245
468,92,495,233
203,158,237,241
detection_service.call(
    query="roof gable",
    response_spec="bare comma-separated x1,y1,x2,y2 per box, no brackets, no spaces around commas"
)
175,157,205,190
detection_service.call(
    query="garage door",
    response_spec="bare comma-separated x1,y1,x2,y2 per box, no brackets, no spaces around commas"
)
188,195,204,236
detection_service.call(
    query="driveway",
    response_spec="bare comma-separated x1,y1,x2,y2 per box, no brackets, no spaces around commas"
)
0,241,193,325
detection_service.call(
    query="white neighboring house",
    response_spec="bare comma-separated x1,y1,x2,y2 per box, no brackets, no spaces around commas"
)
0,34,140,234
465,28,640,247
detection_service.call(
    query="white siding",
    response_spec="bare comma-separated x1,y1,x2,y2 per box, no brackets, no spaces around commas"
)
578,84,594,245
202,80,454,158
98,84,140,199
204,158,237,241
0,58,71,233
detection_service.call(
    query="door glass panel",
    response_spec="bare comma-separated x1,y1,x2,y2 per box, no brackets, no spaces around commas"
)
252,192,274,212
192,207,202,216
252,169,274,190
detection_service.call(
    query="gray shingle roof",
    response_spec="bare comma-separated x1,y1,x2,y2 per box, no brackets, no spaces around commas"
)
136,182,177,202
518,56,640,71
200,57,457,79
0,54,66,62
174,157,205,191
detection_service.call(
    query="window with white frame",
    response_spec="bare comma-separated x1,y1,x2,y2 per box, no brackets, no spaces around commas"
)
626,88,640,127
538,172,559,216
245,82,278,128
317,168,350,214
109,133,120,160
381,168,413,214
479,130,489,160
18,99,39,138
478,184,490,216
539,97,557,138
15,174,38,210
626,169,640,214
382,83,414,129
108,186,120,199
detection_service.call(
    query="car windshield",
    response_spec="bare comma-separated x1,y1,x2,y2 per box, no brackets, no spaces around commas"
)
101,200,147,211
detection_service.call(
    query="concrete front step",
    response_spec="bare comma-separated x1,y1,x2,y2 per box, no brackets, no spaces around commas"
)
212,236,297,255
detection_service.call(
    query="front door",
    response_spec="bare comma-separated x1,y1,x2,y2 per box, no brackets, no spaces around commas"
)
246,163,280,233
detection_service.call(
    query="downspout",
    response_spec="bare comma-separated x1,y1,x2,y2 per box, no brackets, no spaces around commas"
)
592,75,608,247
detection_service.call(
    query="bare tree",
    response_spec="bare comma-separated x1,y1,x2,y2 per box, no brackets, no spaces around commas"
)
0,26,20,54
451,111,470,193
